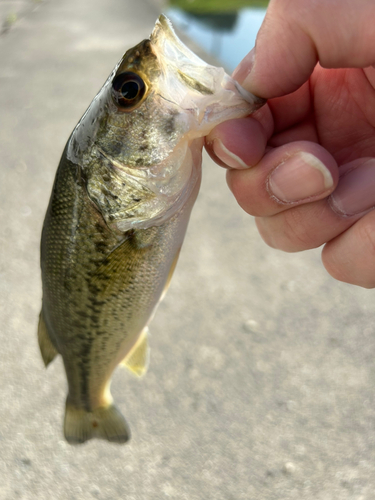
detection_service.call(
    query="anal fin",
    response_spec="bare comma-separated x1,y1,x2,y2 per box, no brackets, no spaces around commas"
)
121,327,150,377
64,400,130,445
38,311,58,367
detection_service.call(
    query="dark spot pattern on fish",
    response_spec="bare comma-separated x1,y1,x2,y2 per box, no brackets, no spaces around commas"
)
164,116,176,135
76,311,89,319
72,320,85,329
94,241,108,254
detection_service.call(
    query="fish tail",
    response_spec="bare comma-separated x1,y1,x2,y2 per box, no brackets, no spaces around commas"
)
38,310,58,367
64,400,131,444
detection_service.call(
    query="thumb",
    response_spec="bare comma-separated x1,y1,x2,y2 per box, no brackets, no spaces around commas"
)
235,0,375,98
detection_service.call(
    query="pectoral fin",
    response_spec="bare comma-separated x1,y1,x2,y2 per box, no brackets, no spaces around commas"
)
38,311,58,367
121,327,150,377
91,234,151,298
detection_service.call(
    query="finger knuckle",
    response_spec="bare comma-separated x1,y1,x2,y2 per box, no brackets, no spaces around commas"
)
255,218,277,249
356,221,375,288
278,208,317,251
359,219,375,259
323,217,375,289
256,208,319,252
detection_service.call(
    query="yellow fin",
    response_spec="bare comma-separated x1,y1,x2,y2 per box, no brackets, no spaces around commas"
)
64,400,130,445
121,327,150,377
37,311,58,367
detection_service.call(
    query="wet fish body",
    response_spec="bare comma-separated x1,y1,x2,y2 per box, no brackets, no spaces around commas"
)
39,16,264,444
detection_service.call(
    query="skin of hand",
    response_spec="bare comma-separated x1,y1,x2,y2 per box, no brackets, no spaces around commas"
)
205,0,375,288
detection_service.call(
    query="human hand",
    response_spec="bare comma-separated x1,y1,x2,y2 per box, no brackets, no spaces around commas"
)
206,0,375,288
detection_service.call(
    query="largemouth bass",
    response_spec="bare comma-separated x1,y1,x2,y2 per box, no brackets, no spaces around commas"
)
39,15,264,444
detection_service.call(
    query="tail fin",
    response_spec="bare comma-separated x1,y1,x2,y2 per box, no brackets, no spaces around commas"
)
64,401,131,445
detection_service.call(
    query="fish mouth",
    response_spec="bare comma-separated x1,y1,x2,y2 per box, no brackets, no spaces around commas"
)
150,15,203,67
150,15,220,97
149,15,265,134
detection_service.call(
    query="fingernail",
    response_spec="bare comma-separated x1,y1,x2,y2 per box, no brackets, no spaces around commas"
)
268,152,334,203
232,48,255,85
330,159,375,216
213,138,249,170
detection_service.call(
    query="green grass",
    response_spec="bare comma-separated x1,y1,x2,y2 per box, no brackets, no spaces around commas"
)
169,0,269,13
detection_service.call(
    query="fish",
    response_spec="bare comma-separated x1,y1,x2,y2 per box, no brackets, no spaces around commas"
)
38,15,265,444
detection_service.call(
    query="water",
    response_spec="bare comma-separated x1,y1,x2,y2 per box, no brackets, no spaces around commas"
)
167,8,266,73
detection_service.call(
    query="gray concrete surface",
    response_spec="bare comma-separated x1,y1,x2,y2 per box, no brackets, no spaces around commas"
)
0,0,374,499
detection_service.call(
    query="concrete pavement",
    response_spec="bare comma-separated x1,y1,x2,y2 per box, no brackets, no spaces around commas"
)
0,0,374,498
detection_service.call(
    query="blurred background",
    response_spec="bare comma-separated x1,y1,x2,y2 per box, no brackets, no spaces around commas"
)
166,0,267,72
0,0,374,499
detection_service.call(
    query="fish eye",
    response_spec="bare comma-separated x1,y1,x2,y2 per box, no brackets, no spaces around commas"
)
112,72,146,110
